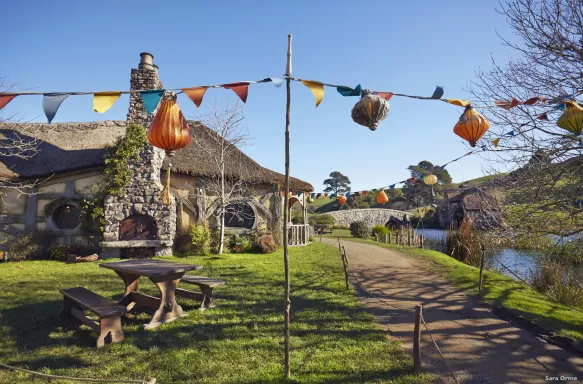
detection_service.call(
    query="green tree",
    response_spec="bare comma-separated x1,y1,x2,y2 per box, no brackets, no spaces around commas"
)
323,171,351,195
402,161,451,208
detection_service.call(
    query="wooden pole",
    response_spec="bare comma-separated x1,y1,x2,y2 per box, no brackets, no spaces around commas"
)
283,34,292,378
407,226,411,247
420,235,424,249
341,246,349,289
479,244,485,296
414,305,423,373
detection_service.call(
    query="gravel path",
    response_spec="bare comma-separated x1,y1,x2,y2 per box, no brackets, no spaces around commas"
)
322,238,583,384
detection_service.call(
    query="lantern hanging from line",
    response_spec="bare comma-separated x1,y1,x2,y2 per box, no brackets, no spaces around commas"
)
423,173,438,197
351,89,390,131
148,95,192,204
557,100,583,135
377,190,389,205
453,105,490,147
337,195,347,207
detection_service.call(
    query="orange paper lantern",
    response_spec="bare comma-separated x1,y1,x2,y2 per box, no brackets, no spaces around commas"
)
338,195,347,206
453,106,490,147
377,190,389,205
148,97,192,204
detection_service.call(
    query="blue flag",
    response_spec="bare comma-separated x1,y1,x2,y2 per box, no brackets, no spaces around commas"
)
310,193,316,198
330,193,336,199
431,86,444,99
337,84,362,97
389,185,396,190
440,165,447,170
140,90,164,114
505,130,515,137
42,93,70,124
297,191,302,197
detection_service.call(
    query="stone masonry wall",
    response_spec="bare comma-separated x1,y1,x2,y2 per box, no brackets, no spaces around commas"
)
326,208,410,228
101,67,176,257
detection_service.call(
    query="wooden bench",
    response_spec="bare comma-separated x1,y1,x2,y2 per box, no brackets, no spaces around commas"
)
175,276,226,311
314,225,333,235
59,287,126,348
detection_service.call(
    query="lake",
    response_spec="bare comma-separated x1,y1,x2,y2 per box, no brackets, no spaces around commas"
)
414,228,539,281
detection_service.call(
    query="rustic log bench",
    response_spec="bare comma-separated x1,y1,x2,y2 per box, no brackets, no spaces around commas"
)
59,287,126,348
175,276,226,311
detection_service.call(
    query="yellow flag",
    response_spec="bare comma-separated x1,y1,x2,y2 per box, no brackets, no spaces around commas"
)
444,99,471,107
93,92,122,113
301,80,324,107
492,138,501,148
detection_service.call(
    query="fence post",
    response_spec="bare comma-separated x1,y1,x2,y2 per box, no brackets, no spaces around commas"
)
375,233,379,242
338,237,341,254
341,246,349,290
414,305,422,373
479,244,485,296
388,233,391,244
407,226,411,247
420,235,424,249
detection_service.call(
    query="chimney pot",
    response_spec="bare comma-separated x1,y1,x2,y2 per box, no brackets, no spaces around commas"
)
153,64,159,74
138,52,155,70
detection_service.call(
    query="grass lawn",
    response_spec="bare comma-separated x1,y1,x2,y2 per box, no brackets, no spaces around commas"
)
0,242,430,384
330,236,583,342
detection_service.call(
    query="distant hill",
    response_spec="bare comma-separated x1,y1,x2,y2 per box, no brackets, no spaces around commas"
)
452,173,509,188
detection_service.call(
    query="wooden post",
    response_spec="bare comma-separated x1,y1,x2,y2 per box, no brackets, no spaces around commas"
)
479,244,485,296
283,34,292,378
341,246,349,290
388,233,391,244
374,233,379,242
420,235,424,249
414,305,422,373
338,237,341,254
407,226,411,247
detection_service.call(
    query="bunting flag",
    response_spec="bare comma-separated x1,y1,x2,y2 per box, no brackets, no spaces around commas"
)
346,192,351,198
182,87,208,108
431,86,444,99
223,82,250,103
297,191,302,197
362,191,368,196
492,138,501,148
444,99,471,107
523,96,545,105
372,189,378,192
270,77,285,87
0,95,18,111
324,193,329,198
505,130,515,137
301,80,324,107
389,185,395,190
440,165,447,170
410,177,416,182
337,84,362,97
354,192,360,197
140,90,164,114
538,113,549,121
272,183,279,192
93,92,121,113
496,98,520,110
377,92,393,101
554,103,567,110
42,93,70,124
310,193,316,198
316,193,321,199
330,193,335,198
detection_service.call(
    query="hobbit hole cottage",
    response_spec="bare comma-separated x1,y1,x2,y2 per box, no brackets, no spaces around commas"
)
0,52,313,257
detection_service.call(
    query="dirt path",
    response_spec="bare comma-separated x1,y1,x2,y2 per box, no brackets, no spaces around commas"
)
322,238,583,383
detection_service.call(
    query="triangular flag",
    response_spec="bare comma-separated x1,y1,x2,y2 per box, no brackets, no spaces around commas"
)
354,192,360,197
301,80,324,107
537,113,549,121
223,82,250,103
419,174,425,179
140,90,164,114
377,92,393,101
554,103,567,111
310,193,316,198
431,86,444,99
93,92,121,113
337,84,362,97
362,191,368,196
42,93,70,124
272,184,278,192
346,192,351,198
410,177,416,182
330,193,335,198
523,96,543,105
505,130,515,137
316,193,321,199
324,193,328,198
440,165,446,170
270,77,285,87
492,138,501,148
182,87,208,108
0,95,18,111
297,191,302,197
372,189,378,192
389,185,395,190
444,99,471,107
277,184,281,192
495,98,520,110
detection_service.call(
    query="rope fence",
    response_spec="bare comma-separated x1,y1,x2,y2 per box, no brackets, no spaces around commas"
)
335,238,460,384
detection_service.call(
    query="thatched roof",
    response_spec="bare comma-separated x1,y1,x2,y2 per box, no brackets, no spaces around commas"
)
0,120,313,191
446,187,497,211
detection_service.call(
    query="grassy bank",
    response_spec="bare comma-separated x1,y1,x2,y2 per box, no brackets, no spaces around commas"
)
331,237,583,342
0,243,429,384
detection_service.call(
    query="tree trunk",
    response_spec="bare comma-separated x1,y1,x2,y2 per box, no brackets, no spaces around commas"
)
218,210,225,255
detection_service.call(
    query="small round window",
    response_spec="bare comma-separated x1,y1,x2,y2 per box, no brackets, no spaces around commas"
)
52,204,82,229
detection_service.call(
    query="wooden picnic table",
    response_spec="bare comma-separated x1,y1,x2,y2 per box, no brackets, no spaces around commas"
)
99,259,203,330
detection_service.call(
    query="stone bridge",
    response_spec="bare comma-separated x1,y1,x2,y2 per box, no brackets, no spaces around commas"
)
326,208,411,228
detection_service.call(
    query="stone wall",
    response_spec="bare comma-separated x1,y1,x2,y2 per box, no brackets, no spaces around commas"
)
326,208,410,228
101,64,176,258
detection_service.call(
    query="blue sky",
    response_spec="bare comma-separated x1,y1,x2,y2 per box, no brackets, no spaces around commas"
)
1,0,513,192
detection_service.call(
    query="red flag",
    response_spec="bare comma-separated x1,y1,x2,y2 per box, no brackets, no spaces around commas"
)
0,95,17,111
523,96,543,105
324,193,329,198
537,113,549,121
182,87,208,108
223,82,250,103
362,191,368,196
377,92,393,101
410,177,416,182
496,98,519,109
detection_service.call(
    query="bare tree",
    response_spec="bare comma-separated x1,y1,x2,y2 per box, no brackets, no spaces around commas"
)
193,100,256,254
468,0,583,241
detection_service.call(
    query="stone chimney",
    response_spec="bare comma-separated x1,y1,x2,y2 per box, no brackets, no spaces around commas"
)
100,53,176,259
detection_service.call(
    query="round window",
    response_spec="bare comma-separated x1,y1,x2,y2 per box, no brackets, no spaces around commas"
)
52,204,82,229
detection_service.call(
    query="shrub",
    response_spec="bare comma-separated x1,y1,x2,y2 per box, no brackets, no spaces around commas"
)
308,214,335,226
350,221,370,238
48,245,71,261
372,224,389,239
228,235,252,253
258,234,278,254
7,231,53,261
189,225,211,254
174,231,194,256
